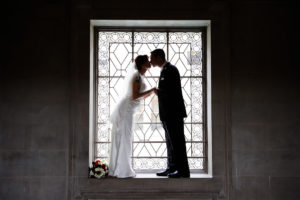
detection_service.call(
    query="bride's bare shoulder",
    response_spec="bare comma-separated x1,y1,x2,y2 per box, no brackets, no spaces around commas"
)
133,72,141,83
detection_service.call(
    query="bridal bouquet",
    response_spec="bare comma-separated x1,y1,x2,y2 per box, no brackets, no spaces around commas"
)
89,160,109,178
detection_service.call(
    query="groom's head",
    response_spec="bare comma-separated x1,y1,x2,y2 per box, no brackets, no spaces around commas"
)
150,49,166,67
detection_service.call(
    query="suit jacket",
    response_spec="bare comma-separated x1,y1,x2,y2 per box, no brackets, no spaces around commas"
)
158,62,187,121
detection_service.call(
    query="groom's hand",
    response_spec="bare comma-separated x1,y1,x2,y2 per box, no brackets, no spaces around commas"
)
153,88,158,95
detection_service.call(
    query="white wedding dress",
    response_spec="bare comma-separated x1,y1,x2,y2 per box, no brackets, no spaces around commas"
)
108,71,146,178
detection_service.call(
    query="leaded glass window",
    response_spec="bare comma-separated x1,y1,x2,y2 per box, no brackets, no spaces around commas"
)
95,29,206,173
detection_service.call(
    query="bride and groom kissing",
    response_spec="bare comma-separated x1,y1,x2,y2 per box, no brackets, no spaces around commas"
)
109,49,190,178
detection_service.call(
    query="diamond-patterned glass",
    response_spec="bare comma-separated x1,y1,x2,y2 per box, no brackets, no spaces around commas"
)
96,31,205,172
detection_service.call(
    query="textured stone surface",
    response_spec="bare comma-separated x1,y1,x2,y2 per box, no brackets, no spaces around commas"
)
231,2,300,200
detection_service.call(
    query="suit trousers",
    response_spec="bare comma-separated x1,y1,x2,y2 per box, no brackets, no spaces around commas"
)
162,118,190,174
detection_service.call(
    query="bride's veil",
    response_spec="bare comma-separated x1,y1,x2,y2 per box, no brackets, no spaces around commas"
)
109,62,138,123
119,62,138,98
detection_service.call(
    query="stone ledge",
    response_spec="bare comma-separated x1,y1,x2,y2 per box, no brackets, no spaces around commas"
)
78,191,219,200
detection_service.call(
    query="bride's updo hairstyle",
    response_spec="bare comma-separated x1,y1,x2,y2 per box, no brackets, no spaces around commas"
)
134,55,149,72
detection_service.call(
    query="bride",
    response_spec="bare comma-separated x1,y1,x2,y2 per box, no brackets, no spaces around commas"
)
109,55,155,178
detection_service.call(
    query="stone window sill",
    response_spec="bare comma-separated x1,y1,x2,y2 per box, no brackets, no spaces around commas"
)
135,173,213,178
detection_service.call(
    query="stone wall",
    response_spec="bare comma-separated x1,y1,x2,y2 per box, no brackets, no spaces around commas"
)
231,2,300,199
0,0,299,199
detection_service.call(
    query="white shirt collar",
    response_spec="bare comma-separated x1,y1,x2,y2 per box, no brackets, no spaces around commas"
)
161,61,168,71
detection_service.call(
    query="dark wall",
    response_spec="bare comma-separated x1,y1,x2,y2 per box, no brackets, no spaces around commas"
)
0,1,70,199
231,2,300,200
0,0,299,200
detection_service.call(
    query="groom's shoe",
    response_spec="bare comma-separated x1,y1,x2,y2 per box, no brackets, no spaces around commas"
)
168,170,190,178
156,168,175,176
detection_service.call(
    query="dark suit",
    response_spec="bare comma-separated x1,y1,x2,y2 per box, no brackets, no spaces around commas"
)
157,62,190,174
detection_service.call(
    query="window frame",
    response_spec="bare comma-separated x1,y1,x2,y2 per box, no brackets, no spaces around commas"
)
89,20,212,177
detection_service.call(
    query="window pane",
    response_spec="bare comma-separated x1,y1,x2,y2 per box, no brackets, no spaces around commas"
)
96,123,110,142
133,158,167,171
191,78,203,123
96,31,205,172
169,32,202,76
134,32,167,77
98,32,132,77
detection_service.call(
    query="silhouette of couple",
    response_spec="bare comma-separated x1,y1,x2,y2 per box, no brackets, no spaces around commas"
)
109,49,190,178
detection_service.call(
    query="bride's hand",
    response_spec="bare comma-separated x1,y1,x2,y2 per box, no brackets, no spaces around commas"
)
143,88,156,99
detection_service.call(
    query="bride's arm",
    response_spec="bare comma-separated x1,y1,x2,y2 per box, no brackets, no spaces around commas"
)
143,89,154,99
132,77,154,100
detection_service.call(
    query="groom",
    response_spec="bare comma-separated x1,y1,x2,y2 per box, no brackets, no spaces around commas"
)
150,49,190,178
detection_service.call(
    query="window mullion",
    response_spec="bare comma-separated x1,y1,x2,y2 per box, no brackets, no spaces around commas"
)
132,31,134,61
167,31,169,60
131,31,134,170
